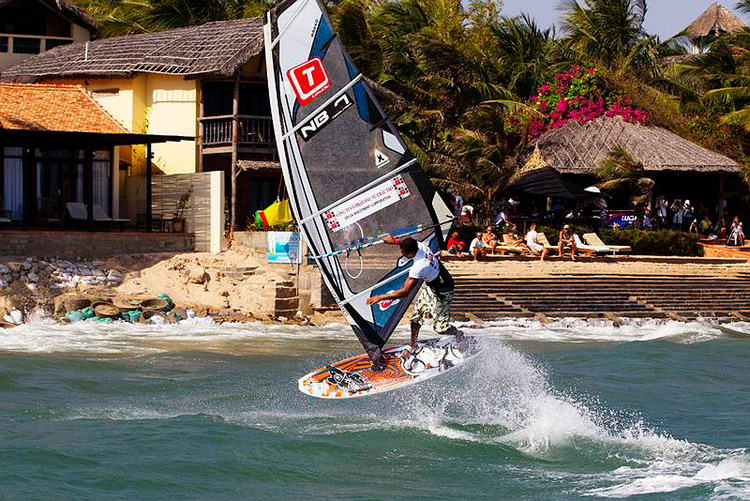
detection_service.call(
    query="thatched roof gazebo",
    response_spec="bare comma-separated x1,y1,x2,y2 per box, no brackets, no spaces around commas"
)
1,17,264,80
529,116,739,174
683,3,746,52
526,116,740,216
685,3,745,39
510,146,589,199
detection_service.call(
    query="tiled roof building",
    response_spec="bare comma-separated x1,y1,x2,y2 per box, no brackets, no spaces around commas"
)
0,82,127,133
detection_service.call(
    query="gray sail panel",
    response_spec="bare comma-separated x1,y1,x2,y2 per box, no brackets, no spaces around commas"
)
265,0,453,348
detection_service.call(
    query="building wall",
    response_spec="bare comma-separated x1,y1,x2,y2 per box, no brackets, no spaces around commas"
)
72,25,89,43
45,74,198,175
145,74,198,175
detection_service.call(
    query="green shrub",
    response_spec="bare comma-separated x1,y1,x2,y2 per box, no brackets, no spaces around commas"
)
598,229,703,256
245,221,299,232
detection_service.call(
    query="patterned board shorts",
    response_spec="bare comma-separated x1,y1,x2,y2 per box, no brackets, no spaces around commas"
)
410,286,454,335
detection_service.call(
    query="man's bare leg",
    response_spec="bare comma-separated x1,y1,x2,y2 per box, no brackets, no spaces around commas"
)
410,321,421,349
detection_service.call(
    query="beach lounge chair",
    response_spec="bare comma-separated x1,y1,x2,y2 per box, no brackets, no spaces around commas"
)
496,233,526,255
94,205,130,231
0,197,10,224
66,202,112,229
574,234,611,255
536,233,559,255
584,233,631,255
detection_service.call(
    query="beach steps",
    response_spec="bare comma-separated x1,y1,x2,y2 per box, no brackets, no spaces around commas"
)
451,275,750,323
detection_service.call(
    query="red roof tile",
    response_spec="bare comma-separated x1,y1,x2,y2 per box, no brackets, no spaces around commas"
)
0,82,127,134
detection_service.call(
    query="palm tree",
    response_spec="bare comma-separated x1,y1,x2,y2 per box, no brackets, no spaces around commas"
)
486,14,557,100
690,33,750,131
559,0,651,71
76,0,274,36
595,145,654,208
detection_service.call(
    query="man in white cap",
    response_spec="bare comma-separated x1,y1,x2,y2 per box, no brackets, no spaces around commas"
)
558,224,576,261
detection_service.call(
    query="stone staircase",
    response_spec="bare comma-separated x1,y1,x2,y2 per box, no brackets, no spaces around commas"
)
208,265,258,280
452,275,750,323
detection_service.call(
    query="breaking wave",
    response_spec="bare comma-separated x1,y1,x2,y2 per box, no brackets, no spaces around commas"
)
0,316,746,355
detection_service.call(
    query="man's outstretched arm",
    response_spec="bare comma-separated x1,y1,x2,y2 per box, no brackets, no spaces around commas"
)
366,277,418,305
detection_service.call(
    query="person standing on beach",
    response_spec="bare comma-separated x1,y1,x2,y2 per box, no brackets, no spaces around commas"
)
655,196,668,228
670,199,683,231
682,200,693,233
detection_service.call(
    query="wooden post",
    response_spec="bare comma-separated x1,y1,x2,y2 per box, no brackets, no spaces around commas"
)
146,143,152,232
229,73,240,238
84,146,93,231
198,80,204,172
22,146,33,230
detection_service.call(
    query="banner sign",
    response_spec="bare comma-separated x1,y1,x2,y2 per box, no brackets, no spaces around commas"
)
605,211,638,229
267,232,303,264
323,176,410,232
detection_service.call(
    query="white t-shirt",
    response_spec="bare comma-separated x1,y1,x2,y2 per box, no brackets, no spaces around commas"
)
408,242,440,282
526,230,539,247
494,211,507,225
469,237,483,251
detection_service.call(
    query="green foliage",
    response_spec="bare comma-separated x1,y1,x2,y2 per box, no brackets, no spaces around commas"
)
595,146,654,207
173,188,192,219
245,220,299,232
74,0,750,203
75,0,274,36
598,229,704,256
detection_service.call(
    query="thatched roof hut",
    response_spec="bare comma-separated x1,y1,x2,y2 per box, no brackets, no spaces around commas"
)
1,17,264,81
528,116,739,174
684,2,746,39
511,146,589,199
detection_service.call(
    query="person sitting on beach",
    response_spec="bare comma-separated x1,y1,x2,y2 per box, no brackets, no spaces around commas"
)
459,204,474,224
482,226,498,255
469,232,485,261
525,224,548,262
445,231,466,255
728,217,745,246
558,224,577,261
494,207,517,233
699,215,712,237
689,218,699,237
714,217,727,239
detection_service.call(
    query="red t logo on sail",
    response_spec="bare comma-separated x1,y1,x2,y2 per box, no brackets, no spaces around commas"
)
287,58,330,105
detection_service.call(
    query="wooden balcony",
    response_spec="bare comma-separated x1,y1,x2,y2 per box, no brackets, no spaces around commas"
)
200,115,276,155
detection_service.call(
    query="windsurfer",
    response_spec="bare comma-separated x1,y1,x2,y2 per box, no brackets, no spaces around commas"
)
366,236,463,368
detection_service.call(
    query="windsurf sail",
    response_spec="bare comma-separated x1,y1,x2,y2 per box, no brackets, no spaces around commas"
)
264,0,454,350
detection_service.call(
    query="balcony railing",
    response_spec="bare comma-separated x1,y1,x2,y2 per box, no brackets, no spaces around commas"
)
200,115,275,149
0,33,74,55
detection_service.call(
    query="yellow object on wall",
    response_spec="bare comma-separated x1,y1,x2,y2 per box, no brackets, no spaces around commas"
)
255,199,293,228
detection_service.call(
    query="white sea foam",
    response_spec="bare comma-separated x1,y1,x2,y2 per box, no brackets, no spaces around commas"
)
380,339,749,499
0,316,741,356
587,454,750,498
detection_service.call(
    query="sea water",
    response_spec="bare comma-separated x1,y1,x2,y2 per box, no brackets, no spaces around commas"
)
1,318,748,499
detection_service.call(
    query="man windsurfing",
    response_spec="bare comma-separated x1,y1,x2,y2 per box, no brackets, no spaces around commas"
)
365,235,463,369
